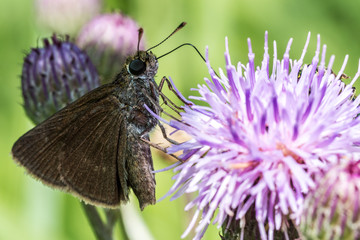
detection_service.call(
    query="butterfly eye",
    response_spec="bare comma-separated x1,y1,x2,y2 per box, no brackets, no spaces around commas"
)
129,59,146,75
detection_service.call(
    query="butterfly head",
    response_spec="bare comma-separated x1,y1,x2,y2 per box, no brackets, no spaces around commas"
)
126,51,158,79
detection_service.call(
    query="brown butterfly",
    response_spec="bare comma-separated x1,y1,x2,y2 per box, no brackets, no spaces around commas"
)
12,22,186,210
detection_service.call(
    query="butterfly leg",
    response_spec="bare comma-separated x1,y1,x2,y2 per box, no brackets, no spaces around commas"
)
157,121,180,145
141,88,184,145
140,133,183,162
158,76,192,106
149,80,187,119
142,78,196,161
157,76,193,111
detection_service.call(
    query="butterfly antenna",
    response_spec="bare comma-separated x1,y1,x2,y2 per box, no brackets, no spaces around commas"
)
137,28,144,57
157,43,220,77
156,43,205,62
146,22,187,52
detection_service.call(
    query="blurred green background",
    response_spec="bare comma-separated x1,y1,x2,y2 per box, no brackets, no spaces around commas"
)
2,0,360,239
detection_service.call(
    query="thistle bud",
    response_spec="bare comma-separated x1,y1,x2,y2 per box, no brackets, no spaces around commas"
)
300,159,360,239
76,13,145,83
21,35,99,124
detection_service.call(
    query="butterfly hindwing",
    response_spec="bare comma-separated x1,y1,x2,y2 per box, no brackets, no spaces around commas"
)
126,133,156,210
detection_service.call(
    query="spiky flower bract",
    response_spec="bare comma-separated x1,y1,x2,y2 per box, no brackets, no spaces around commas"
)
159,32,360,239
21,35,99,124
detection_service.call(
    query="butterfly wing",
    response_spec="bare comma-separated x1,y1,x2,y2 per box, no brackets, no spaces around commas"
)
126,133,156,210
59,96,129,207
12,84,129,207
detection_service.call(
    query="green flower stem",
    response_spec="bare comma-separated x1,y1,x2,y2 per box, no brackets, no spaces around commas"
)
81,203,129,240
116,208,130,240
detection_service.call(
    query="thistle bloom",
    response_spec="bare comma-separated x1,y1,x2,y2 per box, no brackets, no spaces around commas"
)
76,13,145,82
35,0,102,36
22,35,99,124
300,158,360,239
159,32,360,239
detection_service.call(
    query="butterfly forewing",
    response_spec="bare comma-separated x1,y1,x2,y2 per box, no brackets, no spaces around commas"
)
12,83,129,207
59,94,128,207
12,120,67,187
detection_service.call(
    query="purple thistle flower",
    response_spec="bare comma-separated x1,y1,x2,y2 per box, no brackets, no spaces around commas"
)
35,0,102,36
300,157,360,239
22,35,99,124
76,13,145,83
160,32,360,239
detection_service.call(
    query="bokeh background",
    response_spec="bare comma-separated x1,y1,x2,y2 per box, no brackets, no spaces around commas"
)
2,0,360,239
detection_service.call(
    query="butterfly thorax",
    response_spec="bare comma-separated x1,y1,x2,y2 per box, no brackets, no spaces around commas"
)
113,51,159,135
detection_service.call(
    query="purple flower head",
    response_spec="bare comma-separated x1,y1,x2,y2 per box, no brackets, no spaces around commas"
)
35,0,102,36
76,13,145,83
161,32,360,239
21,35,99,124
300,157,360,239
